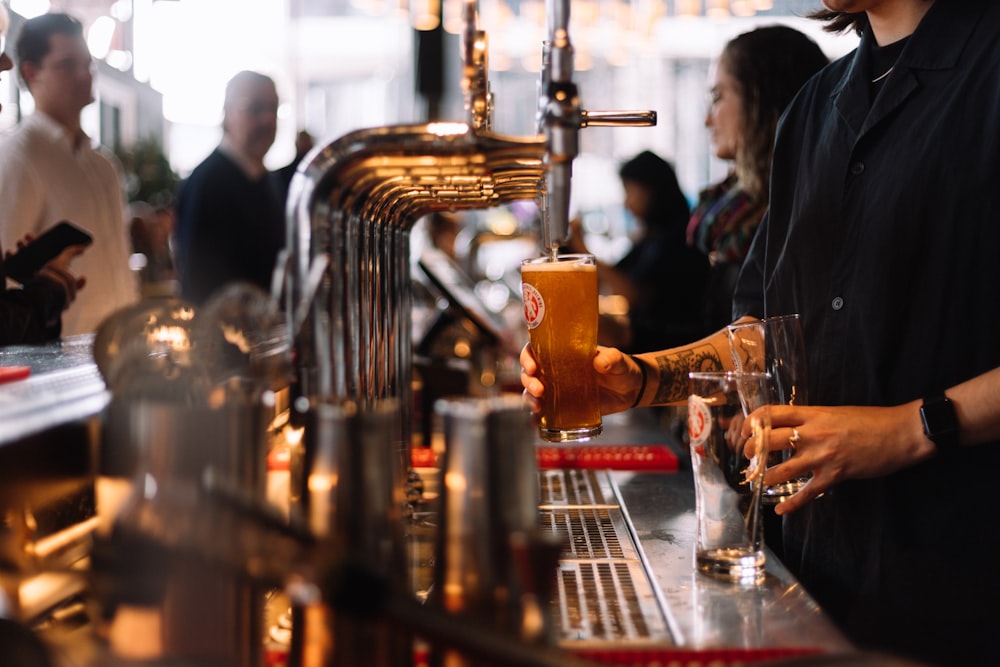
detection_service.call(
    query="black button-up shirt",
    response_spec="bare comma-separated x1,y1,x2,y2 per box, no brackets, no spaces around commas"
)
734,1,1000,663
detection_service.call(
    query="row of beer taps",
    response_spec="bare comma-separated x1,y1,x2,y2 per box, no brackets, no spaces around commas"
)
272,0,659,662
281,0,655,411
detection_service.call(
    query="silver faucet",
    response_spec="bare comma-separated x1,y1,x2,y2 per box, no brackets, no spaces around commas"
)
537,0,657,255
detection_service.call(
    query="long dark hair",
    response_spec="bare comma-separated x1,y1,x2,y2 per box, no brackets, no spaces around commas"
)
809,10,870,36
618,150,690,238
719,26,829,201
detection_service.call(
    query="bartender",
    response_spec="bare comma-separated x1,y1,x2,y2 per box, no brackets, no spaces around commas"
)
521,0,1000,665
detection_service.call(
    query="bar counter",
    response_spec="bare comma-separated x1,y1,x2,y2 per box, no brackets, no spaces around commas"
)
0,339,855,665
0,335,107,447
544,410,853,662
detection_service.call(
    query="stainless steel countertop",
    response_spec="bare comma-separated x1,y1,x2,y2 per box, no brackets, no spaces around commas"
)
595,410,853,654
0,335,109,446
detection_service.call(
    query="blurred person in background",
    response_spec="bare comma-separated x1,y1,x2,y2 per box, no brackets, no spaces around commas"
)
424,210,463,260
274,128,315,206
0,5,86,345
569,150,709,353
174,70,285,305
687,26,828,332
0,12,137,336
127,197,176,297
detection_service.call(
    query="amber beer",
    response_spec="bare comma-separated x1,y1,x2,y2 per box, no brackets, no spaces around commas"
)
521,254,602,441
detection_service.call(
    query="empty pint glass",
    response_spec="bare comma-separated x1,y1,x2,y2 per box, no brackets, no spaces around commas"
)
521,254,602,442
727,314,811,501
688,371,771,584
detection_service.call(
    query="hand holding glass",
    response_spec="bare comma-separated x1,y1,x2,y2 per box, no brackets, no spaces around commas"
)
520,254,602,442
727,314,810,501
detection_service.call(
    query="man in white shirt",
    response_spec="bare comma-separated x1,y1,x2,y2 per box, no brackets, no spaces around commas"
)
0,13,138,336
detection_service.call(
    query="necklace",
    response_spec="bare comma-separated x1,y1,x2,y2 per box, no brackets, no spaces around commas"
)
871,65,894,83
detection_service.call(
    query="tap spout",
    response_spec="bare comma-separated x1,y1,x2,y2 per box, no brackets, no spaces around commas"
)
538,0,580,254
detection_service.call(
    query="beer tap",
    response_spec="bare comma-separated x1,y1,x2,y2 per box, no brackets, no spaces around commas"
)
462,0,492,132
537,0,657,256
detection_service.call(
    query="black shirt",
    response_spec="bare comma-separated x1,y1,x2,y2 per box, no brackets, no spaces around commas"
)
616,227,709,352
734,1,1000,663
175,149,285,305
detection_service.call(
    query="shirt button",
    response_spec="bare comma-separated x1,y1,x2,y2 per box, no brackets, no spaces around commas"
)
832,296,845,310
850,162,865,175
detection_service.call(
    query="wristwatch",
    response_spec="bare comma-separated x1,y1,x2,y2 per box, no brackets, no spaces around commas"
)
920,393,960,451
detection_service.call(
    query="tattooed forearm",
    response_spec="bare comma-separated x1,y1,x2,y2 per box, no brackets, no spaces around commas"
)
652,344,724,404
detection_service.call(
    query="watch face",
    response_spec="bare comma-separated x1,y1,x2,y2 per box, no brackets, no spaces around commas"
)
922,396,959,444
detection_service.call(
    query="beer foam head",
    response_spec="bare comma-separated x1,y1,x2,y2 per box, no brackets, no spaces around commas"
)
521,259,596,272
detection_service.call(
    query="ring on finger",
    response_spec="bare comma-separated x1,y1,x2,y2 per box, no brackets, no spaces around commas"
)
788,428,801,450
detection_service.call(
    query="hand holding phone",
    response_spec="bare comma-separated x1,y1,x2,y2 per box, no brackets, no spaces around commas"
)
4,221,93,284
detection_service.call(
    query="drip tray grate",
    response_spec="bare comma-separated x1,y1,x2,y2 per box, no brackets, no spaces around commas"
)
539,468,612,506
539,469,674,647
541,507,632,561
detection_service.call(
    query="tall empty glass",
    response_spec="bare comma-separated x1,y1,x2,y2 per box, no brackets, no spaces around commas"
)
727,314,810,501
688,371,771,584
521,254,602,442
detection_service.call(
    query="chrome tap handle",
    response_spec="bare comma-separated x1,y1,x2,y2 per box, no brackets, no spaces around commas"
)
538,0,580,254
581,109,657,127
537,0,657,254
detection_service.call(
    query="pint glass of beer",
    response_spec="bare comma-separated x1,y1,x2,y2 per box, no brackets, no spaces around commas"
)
520,253,602,442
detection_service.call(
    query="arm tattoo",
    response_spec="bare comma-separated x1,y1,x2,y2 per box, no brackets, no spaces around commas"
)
652,344,724,404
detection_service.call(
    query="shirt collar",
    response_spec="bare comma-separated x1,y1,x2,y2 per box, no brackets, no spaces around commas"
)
900,0,986,73
27,111,90,153
830,0,985,128
219,135,267,180
840,0,986,89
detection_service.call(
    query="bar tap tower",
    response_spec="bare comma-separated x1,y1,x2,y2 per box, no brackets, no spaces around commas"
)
276,0,658,661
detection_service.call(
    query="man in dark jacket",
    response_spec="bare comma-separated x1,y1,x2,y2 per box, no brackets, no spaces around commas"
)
174,70,284,305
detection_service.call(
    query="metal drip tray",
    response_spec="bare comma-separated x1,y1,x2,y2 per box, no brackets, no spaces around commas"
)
539,469,675,647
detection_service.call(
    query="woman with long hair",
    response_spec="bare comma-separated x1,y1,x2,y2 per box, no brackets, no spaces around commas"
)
688,26,829,331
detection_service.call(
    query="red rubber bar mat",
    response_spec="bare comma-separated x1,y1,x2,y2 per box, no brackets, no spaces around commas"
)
573,646,826,665
412,444,678,472
535,444,678,471
410,645,826,667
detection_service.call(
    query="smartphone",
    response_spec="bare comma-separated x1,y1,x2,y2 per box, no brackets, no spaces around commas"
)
4,221,93,284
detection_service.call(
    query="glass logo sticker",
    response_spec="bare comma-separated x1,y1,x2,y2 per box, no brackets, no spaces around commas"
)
688,394,712,453
522,283,544,330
